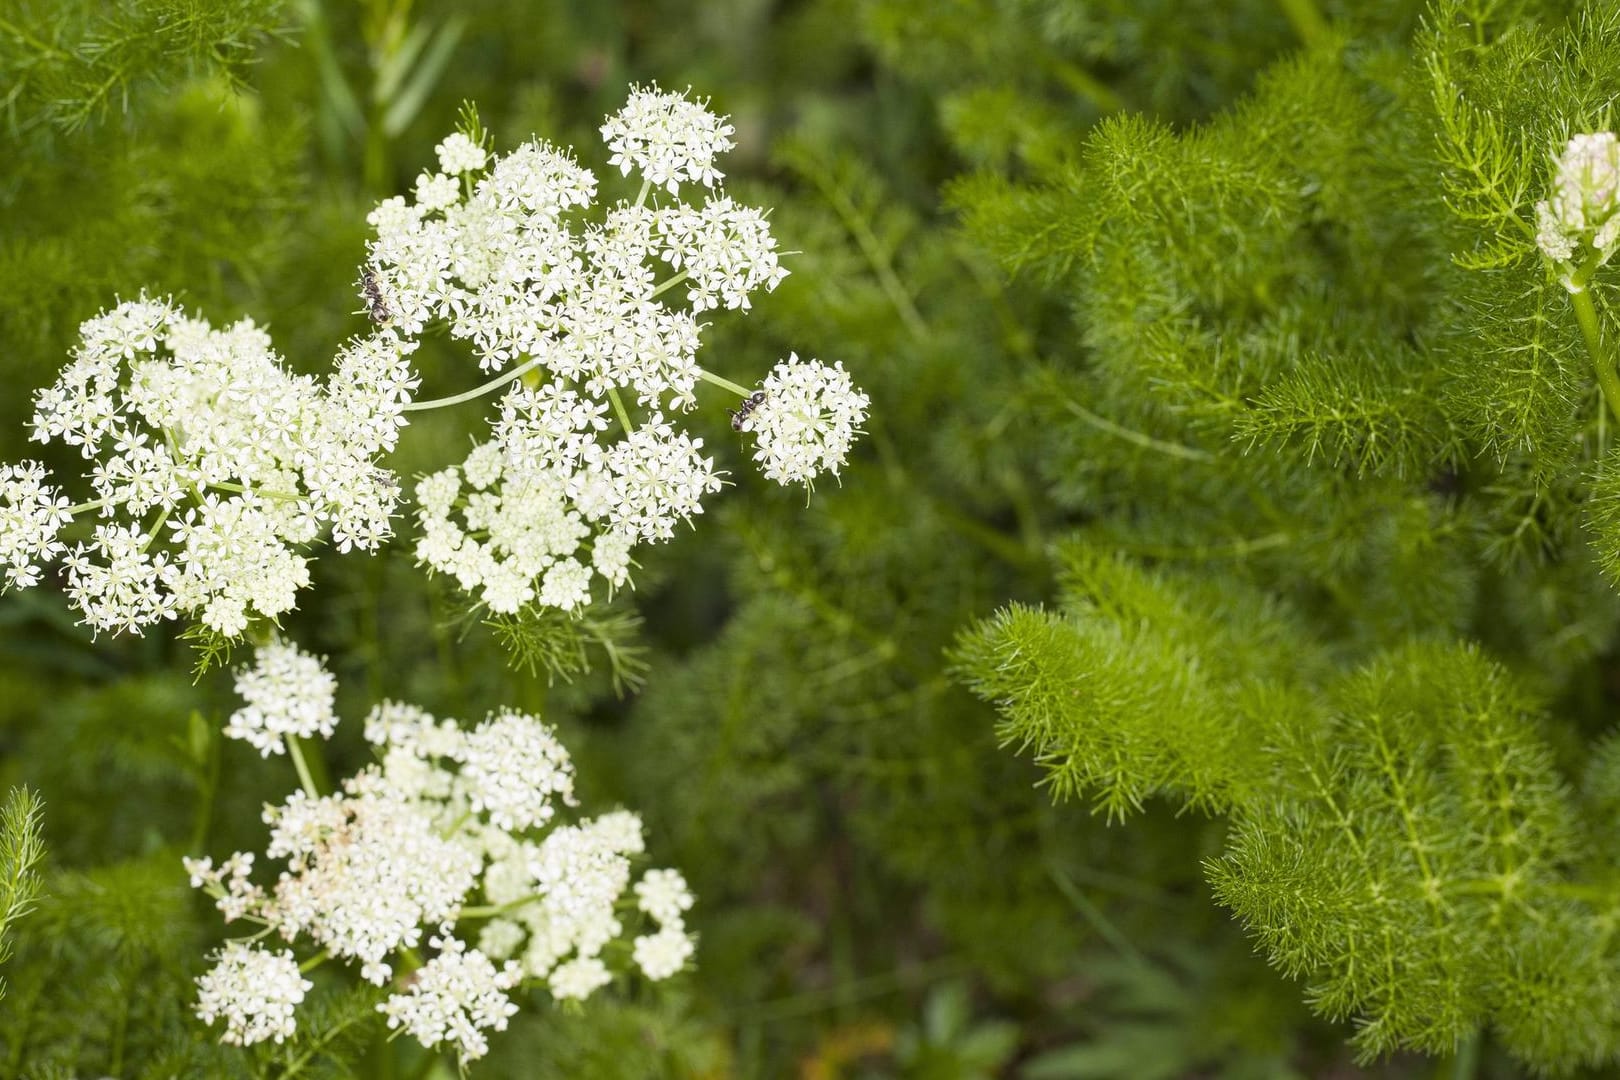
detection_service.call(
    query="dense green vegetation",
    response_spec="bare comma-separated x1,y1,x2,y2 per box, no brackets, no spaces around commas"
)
3,0,1620,1076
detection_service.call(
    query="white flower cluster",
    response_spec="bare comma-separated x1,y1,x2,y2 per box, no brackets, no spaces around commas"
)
738,356,871,488
187,643,693,1063
415,394,720,614
0,85,867,639
193,942,311,1047
224,638,339,755
631,867,696,979
0,462,71,589
363,88,857,617
1536,132,1620,276
378,932,520,1062
602,84,735,194
5,298,417,636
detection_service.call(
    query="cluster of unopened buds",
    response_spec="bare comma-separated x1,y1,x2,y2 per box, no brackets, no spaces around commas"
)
0,85,869,632
187,640,695,1063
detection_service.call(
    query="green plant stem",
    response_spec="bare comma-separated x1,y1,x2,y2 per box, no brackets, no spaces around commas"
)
137,507,170,555
208,481,303,502
697,368,752,397
65,496,111,516
459,895,538,919
647,269,689,300
403,355,544,412
1569,286,1620,424
794,153,930,341
606,386,635,433
299,949,329,974
1057,393,1215,463
286,735,322,798
1276,0,1331,47
1446,1031,1480,1080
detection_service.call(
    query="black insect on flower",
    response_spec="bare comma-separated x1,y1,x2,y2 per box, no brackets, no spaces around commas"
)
361,270,391,325
729,390,768,432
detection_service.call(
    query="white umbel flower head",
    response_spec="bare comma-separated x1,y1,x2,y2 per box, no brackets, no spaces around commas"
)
656,198,789,312
632,925,695,981
1536,132,1620,273
601,85,735,195
194,943,311,1046
24,298,413,637
435,132,488,175
378,934,521,1063
547,955,614,1001
634,867,694,924
225,639,340,755
187,641,697,1065
739,356,871,487
458,709,578,830
0,461,72,590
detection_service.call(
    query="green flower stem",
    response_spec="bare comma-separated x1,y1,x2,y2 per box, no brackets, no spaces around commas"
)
298,949,329,974
647,269,689,301
1447,1032,1480,1080
285,734,323,798
403,355,545,412
438,809,473,840
1569,284,1620,424
137,506,170,555
208,481,303,502
66,496,111,516
696,368,752,398
634,177,652,209
606,385,635,433
1276,0,1330,48
458,895,539,919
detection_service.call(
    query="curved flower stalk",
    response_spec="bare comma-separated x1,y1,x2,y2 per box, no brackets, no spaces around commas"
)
0,86,868,638
185,640,694,1064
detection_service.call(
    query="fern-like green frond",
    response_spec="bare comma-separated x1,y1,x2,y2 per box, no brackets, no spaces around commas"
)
0,787,44,1004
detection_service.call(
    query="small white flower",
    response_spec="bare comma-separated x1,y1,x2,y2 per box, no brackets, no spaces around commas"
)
632,924,694,981
548,955,614,1001
379,935,521,1064
436,132,488,175
194,943,311,1046
600,85,735,195
634,867,694,924
740,356,871,487
0,461,72,590
538,556,593,610
478,917,527,961
459,709,577,830
414,171,462,213
656,198,789,312
225,639,340,756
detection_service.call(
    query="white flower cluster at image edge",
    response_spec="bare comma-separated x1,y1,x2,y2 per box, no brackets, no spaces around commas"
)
0,84,869,635
1537,131,1620,278
0,300,415,636
186,641,695,1064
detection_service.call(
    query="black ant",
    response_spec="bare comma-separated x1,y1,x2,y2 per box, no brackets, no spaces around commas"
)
729,390,768,431
361,270,391,325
